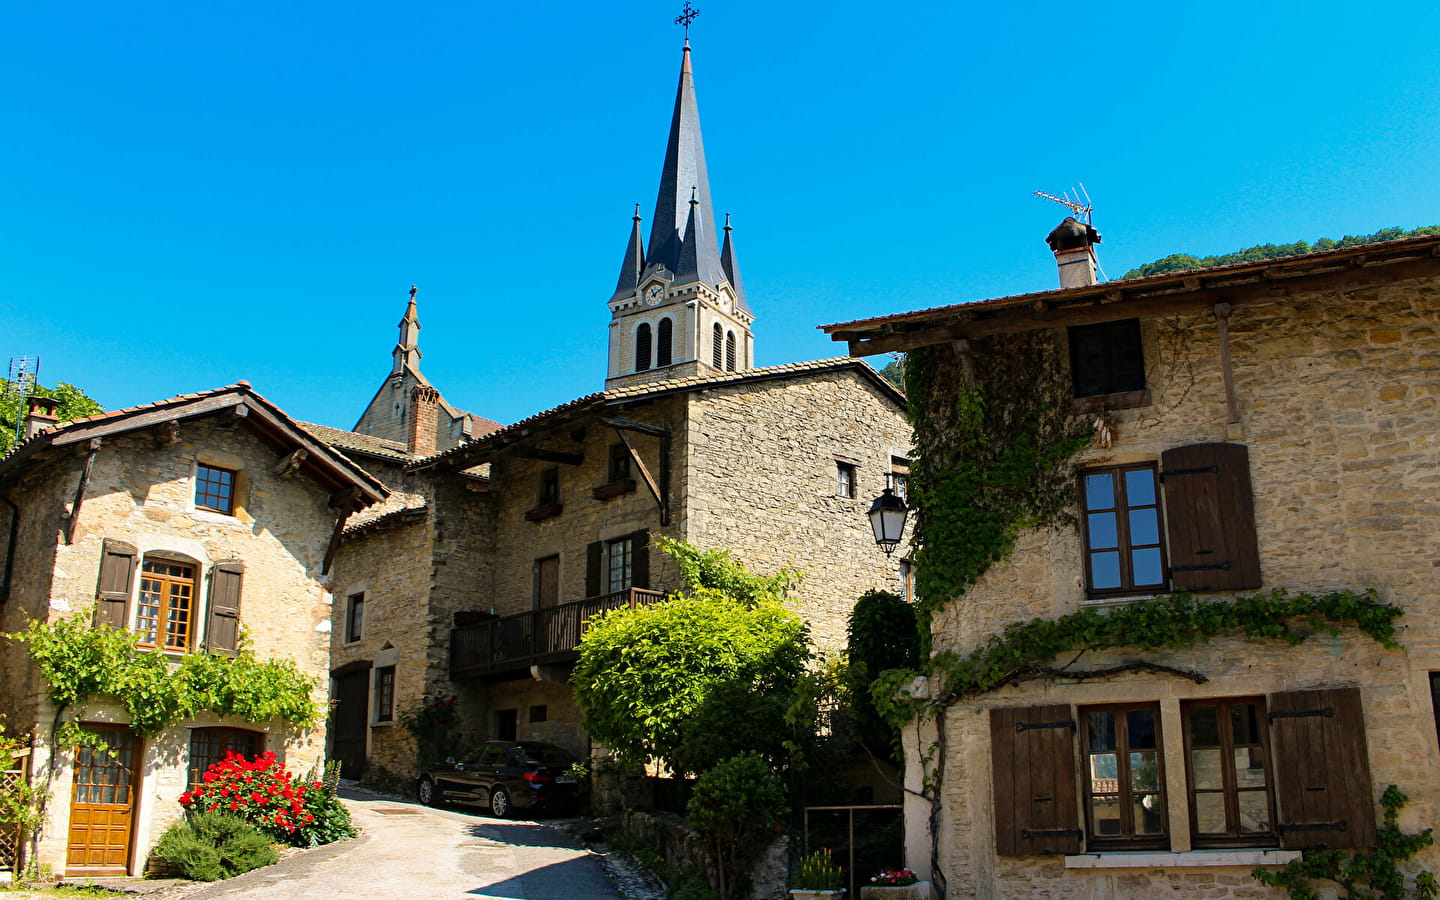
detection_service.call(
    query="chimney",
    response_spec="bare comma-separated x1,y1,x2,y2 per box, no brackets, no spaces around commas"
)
407,385,441,457
23,396,61,441
1046,216,1102,289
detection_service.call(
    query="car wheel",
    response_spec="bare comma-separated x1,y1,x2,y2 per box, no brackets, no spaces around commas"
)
488,787,510,818
418,777,441,807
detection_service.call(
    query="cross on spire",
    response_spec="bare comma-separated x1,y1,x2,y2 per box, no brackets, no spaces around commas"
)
675,2,700,39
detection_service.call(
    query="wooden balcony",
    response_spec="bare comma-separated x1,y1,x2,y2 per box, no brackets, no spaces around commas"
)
449,587,665,680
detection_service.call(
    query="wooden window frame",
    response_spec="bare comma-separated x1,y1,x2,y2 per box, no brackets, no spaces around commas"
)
345,593,364,644
837,461,857,499
1082,702,1167,850
374,666,395,723
1080,463,1168,598
188,727,263,792
194,464,237,514
1183,697,1278,848
1068,318,1146,400
135,557,197,651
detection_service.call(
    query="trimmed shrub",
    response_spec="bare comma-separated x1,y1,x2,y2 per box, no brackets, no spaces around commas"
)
151,812,277,882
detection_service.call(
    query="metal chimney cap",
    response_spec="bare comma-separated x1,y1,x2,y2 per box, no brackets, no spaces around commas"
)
1046,216,1102,252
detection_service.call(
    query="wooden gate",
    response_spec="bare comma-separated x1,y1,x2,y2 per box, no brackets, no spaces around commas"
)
0,747,30,875
331,665,371,780
67,726,141,875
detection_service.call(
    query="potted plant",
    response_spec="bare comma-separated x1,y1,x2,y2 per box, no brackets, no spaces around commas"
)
791,849,845,900
859,868,929,900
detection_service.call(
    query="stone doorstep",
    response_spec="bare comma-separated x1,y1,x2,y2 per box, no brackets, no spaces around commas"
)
58,875,191,894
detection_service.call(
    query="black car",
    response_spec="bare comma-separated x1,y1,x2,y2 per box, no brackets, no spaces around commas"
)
417,741,579,817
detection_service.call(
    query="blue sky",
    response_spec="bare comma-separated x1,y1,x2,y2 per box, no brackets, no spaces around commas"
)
5,1,1439,429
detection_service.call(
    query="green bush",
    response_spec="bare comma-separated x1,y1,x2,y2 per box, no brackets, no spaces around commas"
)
151,812,277,882
688,753,787,900
294,783,356,847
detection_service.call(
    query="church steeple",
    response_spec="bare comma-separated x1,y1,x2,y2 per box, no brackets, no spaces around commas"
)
393,284,422,375
604,31,757,389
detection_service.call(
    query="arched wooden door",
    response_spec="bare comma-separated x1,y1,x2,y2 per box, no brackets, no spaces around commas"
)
67,725,141,875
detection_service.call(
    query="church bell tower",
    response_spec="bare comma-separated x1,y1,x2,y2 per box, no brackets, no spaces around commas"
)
605,33,755,389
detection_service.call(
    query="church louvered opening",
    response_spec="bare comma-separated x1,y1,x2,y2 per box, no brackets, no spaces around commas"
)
635,324,652,372
725,331,736,371
712,323,724,368
657,318,673,367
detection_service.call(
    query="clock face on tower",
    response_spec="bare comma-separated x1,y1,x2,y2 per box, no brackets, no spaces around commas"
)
644,284,664,306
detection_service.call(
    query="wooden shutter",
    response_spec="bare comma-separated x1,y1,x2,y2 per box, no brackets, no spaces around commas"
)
631,530,650,589
93,540,137,628
991,705,1081,855
205,562,245,657
1160,443,1261,591
1268,687,1376,850
584,541,603,598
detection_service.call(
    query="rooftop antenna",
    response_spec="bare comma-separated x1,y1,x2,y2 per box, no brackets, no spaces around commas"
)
5,356,41,445
1033,183,1094,225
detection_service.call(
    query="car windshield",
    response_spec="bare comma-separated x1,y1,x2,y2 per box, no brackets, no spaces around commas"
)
514,743,574,767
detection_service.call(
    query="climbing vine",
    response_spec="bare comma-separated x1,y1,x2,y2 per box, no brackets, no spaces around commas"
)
873,588,1402,726
6,615,320,737
905,334,1093,655
1253,785,1437,899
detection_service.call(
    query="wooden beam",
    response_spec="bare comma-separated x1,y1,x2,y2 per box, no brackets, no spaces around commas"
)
599,416,670,438
273,448,309,478
151,420,180,448
612,424,669,526
511,446,585,466
64,439,102,546
217,404,249,428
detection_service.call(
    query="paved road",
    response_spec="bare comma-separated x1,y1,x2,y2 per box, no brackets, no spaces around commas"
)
163,788,624,900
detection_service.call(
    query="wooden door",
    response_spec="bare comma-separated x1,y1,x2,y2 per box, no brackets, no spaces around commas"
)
331,667,371,780
67,726,140,875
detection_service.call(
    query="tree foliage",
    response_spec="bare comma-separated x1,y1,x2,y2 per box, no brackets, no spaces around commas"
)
1121,225,1440,279
846,590,918,760
688,753,787,900
658,536,801,607
878,356,906,393
0,380,104,454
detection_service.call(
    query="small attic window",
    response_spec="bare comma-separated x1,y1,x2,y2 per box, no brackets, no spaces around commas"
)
195,465,236,514
1069,319,1145,399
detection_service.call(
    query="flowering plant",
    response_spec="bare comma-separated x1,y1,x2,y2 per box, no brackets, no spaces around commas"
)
869,869,919,887
180,751,352,847
398,694,461,764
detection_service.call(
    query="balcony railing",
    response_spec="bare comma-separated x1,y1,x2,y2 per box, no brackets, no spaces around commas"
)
449,587,665,680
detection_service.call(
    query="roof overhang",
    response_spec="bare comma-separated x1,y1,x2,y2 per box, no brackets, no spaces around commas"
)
821,235,1440,356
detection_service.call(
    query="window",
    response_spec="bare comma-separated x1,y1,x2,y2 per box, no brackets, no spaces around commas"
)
725,331,737,371
539,469,559,505
188,727,262,791
374,666,395,723
529,705,548,723
899,559,915,603
345,593,364,643
607,537,633,593
609,444,631,483
657,318,673,367
136,558,197,650
1083,704,1165,848
1069,318,1145,398
836,461,857,499
195,464,236,514
635,323,653,372
496,708,518,742
1184,698,1275,847
889,456,911,501
1080,465,1165,596
712,323,724,368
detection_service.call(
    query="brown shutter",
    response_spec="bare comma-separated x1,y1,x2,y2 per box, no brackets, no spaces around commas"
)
1268,687,1376,850
206,561,245,657
93,539,137,628
1160,442,1261,591
631,530,650,589
585,541,603,598
991,705,1081,855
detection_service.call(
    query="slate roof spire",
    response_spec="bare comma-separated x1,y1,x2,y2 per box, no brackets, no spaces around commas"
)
393,285,422,375
641,40,724,287
720,213,750,314
611,205,646,300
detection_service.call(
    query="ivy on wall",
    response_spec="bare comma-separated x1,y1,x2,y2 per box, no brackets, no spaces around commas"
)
7,616,319,737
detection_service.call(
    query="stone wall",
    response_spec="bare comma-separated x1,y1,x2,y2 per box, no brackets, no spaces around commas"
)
683,369,912,653
912,274,1440,898
1,419,344,875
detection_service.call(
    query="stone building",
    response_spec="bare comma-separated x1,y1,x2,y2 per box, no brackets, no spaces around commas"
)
0,383,386,877
317,37,914,789
822,231,1440,898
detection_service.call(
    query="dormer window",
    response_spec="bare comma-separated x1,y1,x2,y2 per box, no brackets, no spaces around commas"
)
195,464,236,514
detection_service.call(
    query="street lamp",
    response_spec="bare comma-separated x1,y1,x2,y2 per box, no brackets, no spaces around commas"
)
867,487,909,556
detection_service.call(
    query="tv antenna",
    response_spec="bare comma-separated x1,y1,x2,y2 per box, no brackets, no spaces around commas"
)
5,356,41,445
1034,184,1094,225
